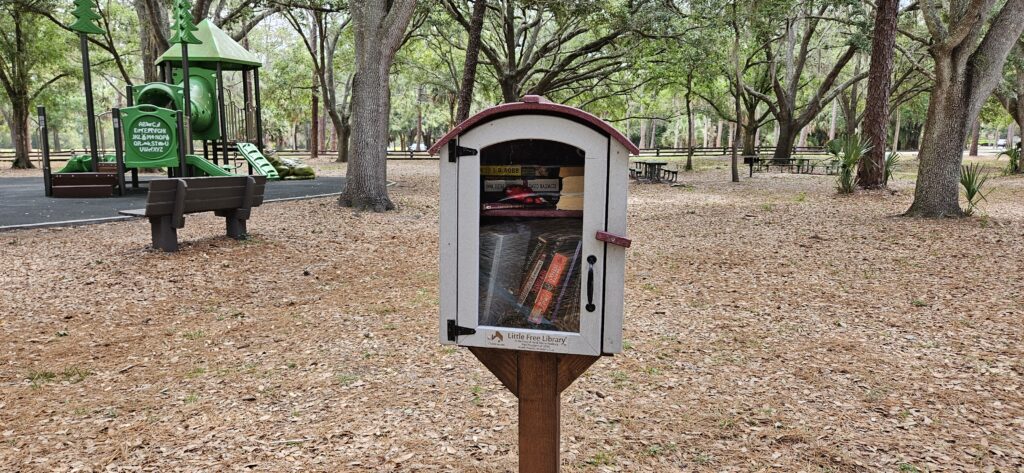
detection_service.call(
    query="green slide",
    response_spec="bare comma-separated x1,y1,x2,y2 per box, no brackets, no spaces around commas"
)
185,154,236,177
236,142,280,180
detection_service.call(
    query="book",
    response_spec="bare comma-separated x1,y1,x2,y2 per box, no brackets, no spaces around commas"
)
560,176,584,193
480,165,561,178
529,252,571,324
484,178,560,193
556,196,583,211
550,241,583,322
516,237,551,306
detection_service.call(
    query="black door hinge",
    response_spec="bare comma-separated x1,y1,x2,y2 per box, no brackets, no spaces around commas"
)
447,320,476,341
448,141,478,163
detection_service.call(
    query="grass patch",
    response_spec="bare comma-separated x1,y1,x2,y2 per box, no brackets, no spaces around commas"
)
692,451,714,465
336,373,359,386
27,370,57,388
586,451,615,466
62,366,91,383
610,371,629,385
182,330,205,340
644,443,678,457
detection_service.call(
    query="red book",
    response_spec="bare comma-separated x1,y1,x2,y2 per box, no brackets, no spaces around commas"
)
529,253,570,324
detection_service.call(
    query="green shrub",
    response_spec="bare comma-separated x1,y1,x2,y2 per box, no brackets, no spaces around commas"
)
998,147,1020,174
960,163,992,216
828,135,871,194
884,152,900,185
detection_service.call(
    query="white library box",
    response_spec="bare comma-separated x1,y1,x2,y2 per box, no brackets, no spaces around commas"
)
431,96,638,356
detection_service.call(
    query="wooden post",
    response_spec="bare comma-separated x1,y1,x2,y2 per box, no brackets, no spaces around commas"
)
253,68,265,151
242,69,252,142
112,108,126,196
519,351,560,473
176,111,188,177
216,62,228,165
38,106,52,197
469,348,598,473
180,44,194,153
80,33,100,172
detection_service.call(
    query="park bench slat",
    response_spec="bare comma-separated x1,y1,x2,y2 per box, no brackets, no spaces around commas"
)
145,184,265,208
136,176,267,252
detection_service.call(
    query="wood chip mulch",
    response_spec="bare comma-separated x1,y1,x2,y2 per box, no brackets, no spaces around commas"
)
1,161,1023,472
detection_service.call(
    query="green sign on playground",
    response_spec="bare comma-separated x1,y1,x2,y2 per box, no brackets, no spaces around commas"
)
120,105,180,168
130,118,173,157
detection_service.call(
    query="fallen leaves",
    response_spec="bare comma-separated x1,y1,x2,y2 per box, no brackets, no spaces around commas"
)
0,160,1023,471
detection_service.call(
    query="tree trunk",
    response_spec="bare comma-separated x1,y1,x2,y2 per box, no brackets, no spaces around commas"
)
857,0,898,189
456,0,487,122
342,66,395,211
10,95,33,169
340,0,417,212
772,121,798,162
969,119,980,156
907,0,1024,216
1009,123,1017,149
905,83,968,217
132,0,169,83
892,108,901,151
337,117,351,163
828,100,837,140
311,89,319,159
638,111,646,149
685,83,695,171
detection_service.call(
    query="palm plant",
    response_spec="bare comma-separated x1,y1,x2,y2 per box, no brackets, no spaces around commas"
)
997,147,1020,174
960,163,992,216
829,135,871,194
883,152,900,186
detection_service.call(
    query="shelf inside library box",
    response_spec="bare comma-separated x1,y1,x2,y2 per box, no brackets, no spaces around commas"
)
481,209,584,218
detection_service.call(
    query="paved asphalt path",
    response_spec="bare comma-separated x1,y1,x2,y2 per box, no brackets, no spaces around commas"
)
0,175,345,230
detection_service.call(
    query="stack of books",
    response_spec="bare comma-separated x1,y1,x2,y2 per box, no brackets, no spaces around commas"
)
513,228,583,332
475,220,585,332
479,165,585,212
556,167,584,211
480,165,560,211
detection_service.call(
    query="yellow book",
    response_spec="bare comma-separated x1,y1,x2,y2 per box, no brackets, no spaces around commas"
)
559,166,584,177
561,176,584,193
556,196,584,211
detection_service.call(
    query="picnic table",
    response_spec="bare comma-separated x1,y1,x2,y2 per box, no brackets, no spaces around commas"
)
637,161,668,182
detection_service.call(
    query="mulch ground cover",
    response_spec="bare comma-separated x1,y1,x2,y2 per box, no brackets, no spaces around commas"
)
1,160,1023,472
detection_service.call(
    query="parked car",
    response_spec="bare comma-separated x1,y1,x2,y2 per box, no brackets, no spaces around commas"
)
997,138,1007,147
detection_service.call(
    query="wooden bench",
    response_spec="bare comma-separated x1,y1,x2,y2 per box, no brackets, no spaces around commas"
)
119,176,267,252
660,168,678,182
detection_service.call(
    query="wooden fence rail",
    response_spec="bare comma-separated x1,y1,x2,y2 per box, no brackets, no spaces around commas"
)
0,146,825,165
0,148,436,165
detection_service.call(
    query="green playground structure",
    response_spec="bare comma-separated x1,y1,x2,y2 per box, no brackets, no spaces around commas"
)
42,13,313,198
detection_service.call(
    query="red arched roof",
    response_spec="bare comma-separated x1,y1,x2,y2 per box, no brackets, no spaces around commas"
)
428,96,639,155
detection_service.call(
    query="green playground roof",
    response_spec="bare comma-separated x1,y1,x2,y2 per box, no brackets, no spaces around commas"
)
157,19,262,70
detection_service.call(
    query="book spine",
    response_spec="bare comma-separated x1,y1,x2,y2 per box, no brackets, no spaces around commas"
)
516,240,549,306
529,253,570,324
550,241,582,321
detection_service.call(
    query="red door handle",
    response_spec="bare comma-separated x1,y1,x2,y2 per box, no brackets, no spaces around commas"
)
596,231,631,248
